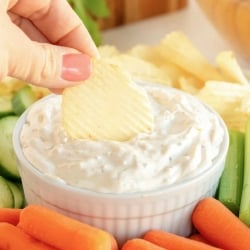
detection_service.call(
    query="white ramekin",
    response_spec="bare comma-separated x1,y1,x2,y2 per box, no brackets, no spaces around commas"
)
13,92,229,246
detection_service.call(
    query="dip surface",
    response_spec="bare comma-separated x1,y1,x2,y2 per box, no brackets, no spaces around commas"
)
20,84,225,193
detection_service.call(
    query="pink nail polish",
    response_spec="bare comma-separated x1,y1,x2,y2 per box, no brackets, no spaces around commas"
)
62,54,91,81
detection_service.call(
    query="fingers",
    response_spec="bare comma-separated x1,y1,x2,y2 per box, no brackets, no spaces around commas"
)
12,42,92,89
0,0,97,88
8,12,49,42
8,0,99,57
0,16,91,88
11,42,92,89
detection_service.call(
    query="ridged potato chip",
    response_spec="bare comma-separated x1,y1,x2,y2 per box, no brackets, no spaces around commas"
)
62,59,154,141
216,51,249,85
104,54,172,86
196,81,250,131
159,31,223,82
127,44,165,66
98,45,120,58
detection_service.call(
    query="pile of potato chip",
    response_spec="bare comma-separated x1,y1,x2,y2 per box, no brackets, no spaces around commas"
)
99,31,250,132
1,31,250,133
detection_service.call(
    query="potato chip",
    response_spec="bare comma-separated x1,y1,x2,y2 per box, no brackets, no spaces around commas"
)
237,95,250,114
178,76,202,95
197,81,250,99
196,81,250,114
128,43,205,91
216,51,249,85
222,110,250,132
127,44,165,66
127,45,186,87
159,31,223,82
227,96,250,131
195,80,250,132
98,45,120,58
62,59,154,141
106,54,172,86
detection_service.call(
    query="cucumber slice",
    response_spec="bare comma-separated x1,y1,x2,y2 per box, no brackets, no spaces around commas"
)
0,176,14,208
6,181,25,208
0,95,14,118
239,119,250,226
0,116,20,180
12,85,37,115
218,130,244,215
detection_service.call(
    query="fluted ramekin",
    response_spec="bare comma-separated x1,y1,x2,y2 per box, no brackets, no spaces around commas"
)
13,91,229,246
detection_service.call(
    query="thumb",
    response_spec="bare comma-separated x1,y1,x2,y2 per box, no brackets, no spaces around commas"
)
8,39,92,89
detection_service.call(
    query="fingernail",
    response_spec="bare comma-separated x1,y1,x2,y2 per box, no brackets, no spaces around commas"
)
62,54,91,81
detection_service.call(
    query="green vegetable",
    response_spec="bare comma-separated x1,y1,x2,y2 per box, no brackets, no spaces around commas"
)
239,119,250,226
6,180,25,208
0,176,14,208
12,85,37,116
0,116,20,180
68,0,110,46
82,0,110,17
0,95,14,118
218,130,244,215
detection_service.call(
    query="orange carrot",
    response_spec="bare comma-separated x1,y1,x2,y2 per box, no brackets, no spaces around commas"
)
0,208,22,225
121,238,167,250
192,197,250,250
144,230,222,250
18,204,118,250
189,233,211,245
0,222,56,250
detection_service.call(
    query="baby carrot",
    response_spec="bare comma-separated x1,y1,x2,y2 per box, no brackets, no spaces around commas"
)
0,222,56,250
144,230,222,250
121,238,167,250
0,207,22,225
192,197,250,250
18,204,118,250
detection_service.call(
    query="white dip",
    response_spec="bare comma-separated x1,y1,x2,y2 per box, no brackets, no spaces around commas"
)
20,84,225,193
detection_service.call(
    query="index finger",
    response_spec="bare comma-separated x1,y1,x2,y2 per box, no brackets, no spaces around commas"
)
8,0,99,57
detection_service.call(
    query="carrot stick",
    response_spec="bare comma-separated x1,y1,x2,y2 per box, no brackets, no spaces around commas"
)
189,234,211,245
121,238,167,250
143,230,222,250
0,208,22,225
192,197,250,250
0,222,56,250
18,204,118,250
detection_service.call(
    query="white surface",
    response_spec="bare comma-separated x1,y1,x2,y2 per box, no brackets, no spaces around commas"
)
102,0,250,68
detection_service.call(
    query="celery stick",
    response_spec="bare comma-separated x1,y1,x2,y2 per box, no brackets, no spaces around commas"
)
239,119,250,226
218,130,244,215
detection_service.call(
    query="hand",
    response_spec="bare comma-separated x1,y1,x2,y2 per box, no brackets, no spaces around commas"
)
0,0,99,91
